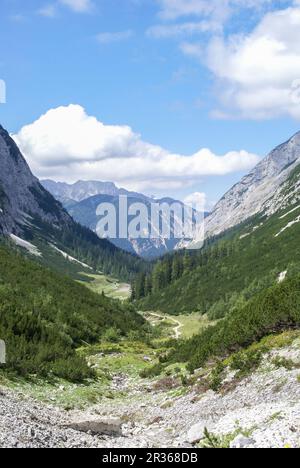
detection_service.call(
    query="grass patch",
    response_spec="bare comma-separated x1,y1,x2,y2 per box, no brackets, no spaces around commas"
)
199,426,255,449
79,272,131,300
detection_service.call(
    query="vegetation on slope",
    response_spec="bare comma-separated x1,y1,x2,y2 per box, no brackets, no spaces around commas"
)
22,216,149,283
0,245,145,382
168,275,300,371
134,200,300,316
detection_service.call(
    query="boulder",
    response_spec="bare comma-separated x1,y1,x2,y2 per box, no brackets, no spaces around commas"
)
68,416,123,436
230,435,255,448
0,340,6,364
185,421,214,444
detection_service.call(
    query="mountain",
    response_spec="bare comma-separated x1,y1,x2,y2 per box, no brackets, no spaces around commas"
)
0,244,145,382
42,180,204,259
204,131,300,238
67,193,198,259
42,179,120,207
136,133,300,314
0,125,146,281
41,179,149,207
0,125,71,235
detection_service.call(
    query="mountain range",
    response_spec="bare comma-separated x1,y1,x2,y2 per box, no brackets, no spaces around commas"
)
42,180,204,259
41,179,149,207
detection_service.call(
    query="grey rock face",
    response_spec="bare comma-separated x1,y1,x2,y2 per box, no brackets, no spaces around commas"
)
68,416,123,436
0,125,71,235
41,179,122,205
204,132,300,237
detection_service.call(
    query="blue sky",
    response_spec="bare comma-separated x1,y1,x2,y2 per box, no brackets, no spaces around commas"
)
1,0,300,208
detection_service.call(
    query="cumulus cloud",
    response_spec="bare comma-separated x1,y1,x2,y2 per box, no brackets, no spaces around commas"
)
202,6,300,119
13,105,260,192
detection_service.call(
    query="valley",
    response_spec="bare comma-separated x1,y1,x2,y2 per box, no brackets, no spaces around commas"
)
1,124,300,448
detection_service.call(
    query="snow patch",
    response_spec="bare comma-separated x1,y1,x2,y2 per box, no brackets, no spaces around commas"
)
10,234,42,257
49,244,93,270
279,205,300,219
275,215,300,237
239,233,250,240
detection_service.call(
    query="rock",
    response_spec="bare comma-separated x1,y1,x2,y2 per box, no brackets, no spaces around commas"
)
202,131,300,239
185,421,214,444
68,416,123,436
230,435,256,449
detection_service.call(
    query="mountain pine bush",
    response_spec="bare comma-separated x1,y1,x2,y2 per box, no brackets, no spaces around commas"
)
170,275,300,371
0,245,145,381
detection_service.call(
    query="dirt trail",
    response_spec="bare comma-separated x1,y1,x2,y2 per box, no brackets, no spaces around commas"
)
147,312,183,339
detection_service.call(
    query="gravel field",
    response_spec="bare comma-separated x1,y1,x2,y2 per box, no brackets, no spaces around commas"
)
1,342,300,448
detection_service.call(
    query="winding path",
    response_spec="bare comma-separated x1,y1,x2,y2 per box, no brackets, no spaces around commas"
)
147,312,183,339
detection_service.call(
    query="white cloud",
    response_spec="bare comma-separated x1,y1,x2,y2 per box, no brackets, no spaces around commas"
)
96,30,134,44
59,0,93,13
147,21,219,39
38,5,57,18
13,105,260,192
156,0,275,24
184,192,207,209
198,5,300,119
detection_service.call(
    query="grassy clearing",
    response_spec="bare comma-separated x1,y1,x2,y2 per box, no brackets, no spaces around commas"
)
0,373,112,411
78,272,131,300
143,311,217,339
174,313,217,339
79,339,159,379
0,338,163,410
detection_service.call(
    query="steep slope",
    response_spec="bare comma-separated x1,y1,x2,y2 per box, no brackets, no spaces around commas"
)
0,244,145,382
170,274,300,371
204,131,300,238
0,125,71,235
0,125,147,281
136,159,300,314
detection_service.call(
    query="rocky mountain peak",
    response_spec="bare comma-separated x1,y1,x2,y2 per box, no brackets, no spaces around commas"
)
0,124,71,235
41,179,121,205
204,131,300,238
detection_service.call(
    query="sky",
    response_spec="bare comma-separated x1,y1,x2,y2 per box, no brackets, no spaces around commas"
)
1,0,300,209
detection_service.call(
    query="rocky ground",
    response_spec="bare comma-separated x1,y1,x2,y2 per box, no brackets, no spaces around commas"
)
1,339,300,448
